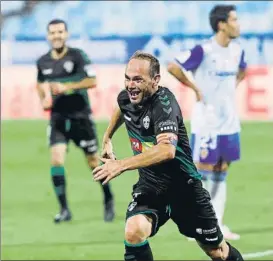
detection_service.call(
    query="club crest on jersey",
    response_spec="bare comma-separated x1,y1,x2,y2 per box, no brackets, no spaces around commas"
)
143,116,150,129
63,61,74,73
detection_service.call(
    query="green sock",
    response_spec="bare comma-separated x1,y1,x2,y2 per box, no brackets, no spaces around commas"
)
124,240,153,261
51,166,68,210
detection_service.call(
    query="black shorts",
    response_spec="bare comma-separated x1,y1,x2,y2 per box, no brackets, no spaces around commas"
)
125,177,223,247
47,114,98,154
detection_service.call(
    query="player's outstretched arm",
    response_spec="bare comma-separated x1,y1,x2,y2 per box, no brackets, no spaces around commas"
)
93,133,177,184
101,105,124,160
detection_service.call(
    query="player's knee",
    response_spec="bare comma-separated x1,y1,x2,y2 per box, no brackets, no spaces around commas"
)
87,154,99,170
51,157,64,166
51,145,66,166
51,151,65,166
125,215,152,244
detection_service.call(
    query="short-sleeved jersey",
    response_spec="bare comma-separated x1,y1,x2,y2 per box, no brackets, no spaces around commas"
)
36,47,96,118
118,87,201,195
175,37,247,135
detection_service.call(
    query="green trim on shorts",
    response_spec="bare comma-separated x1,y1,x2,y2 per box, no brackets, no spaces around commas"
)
126,210,155,219
124,240,148,247
50,141,68,147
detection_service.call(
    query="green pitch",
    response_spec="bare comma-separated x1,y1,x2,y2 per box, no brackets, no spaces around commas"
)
1,120,273,260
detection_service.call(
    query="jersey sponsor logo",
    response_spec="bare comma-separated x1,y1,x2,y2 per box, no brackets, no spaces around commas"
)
79,139,96,148
205,237,218,242
158,120,177,131
196,227,217,235
42,68,53,75
87,145,98,153
160,125,177,131
128,201,137,211
63,61,74,73
203,227,217,235
215,71,237,77
143,116,150,129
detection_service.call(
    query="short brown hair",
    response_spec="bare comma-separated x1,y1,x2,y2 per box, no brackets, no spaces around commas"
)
129,50,160,78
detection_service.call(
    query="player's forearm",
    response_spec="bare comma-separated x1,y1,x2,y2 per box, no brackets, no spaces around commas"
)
119,144,175,172
103,106,124,141
66,77,96,90
36,85,45,101
36,83,52,110
167,62,199,92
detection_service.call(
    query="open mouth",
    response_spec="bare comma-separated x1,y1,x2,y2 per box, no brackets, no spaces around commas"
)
128,90,141,100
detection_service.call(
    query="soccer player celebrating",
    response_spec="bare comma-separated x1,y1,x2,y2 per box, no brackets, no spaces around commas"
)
167,5,247,240
36,19,115,223
93,51,244,261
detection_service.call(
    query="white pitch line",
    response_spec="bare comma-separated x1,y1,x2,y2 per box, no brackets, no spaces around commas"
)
242,250,273,259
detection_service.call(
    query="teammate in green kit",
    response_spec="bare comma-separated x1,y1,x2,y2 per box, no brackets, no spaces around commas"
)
36,19,115,223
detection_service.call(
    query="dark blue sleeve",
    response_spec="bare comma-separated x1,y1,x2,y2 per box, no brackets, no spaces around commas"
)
239,50,247,69
175,45,204,71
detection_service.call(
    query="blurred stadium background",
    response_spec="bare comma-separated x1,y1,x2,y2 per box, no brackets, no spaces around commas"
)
1,1,273,260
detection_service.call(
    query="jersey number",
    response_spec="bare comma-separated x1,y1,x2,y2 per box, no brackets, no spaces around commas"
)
200,133,217,150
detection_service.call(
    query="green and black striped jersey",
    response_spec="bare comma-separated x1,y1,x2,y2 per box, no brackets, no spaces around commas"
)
117,86,201,195
36,47,95,118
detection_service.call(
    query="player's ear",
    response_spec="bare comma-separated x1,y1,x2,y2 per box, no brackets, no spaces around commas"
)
218,21,226,32
153,74,161,86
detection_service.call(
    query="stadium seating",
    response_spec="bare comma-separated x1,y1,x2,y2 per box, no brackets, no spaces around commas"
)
1,1,272,38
